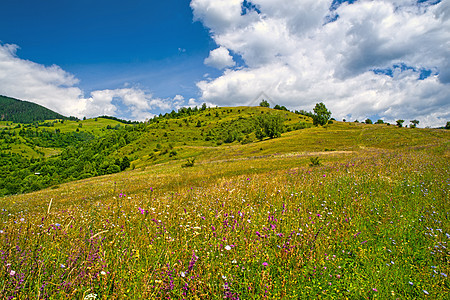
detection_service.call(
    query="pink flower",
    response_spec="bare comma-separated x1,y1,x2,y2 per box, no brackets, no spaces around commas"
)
9,270,15,276
262,262,268,267
372,288,378,292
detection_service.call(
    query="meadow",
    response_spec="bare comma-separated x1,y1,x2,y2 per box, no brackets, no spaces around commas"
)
0,122,449,299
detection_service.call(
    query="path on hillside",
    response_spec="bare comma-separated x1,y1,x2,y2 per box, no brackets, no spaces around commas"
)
198,150,355,165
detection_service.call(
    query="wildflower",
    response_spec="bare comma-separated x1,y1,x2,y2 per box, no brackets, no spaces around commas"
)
60,264,65,268
100,271,106,275
19,218,25,222
84,294,98,300
408,281,413,286
225,245,231,251
262,262,268,267
423,290,429,295
232,259,237,264
372,288,377,292
187,252,198,273
9,270,15,276
222,275,227,280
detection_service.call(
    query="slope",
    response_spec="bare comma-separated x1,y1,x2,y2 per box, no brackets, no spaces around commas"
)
0,95,69,123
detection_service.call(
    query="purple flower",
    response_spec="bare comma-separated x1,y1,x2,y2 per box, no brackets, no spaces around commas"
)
262,262,268,267
187,252,198,273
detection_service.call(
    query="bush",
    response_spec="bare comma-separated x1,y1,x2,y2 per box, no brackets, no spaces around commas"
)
182,158,195,168
297,122,312,130
309,157,321,166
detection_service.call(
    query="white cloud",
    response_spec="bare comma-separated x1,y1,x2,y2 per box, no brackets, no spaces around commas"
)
191,0,450,127
204,46,235,69
0,43,181,121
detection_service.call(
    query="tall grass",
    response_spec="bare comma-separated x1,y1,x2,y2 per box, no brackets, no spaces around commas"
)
0,127,448,299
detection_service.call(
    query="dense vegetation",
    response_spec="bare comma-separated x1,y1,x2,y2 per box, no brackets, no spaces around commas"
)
0,95,72,123
0,106,311,197
0,120,448,299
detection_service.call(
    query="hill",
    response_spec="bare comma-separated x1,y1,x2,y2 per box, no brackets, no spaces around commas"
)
0,115,448,299
0,95,69,123
0,105,310,196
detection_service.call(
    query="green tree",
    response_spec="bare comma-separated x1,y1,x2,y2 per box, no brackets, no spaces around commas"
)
376,119,384,124
410,120,419,128
274,104,288,111
396,120,405,127
312,102,331,126
365,119,373,124
446,121,450,129
255,114,283,140
259,100,270,108
120,156,130,171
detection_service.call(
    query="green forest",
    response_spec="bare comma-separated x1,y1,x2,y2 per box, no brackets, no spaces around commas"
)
0,95,75,123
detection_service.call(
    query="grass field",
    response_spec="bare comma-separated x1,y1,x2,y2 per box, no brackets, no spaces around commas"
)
0,122,448,299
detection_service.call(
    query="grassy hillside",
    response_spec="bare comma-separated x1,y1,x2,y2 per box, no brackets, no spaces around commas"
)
0,116,448,299
0,106,309,197
0,95,69,123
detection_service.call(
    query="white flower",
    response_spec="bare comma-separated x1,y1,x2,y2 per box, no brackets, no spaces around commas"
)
225,245,231,251
231,260,237,264
100,271,106,275
180,272,186,278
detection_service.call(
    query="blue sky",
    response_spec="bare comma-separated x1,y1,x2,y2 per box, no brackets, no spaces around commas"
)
0,0,448,127
0,0,217,98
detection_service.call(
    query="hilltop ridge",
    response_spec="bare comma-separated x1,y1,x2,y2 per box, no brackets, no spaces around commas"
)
0,95,72,123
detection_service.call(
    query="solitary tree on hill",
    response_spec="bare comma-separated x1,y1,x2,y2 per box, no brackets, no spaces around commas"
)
396,120,405,127
410,120,419,128
259,100,270,108
312,102,331,126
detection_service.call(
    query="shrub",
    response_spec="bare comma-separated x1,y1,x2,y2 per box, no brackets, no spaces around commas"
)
182,158,195,168
309,157,321,166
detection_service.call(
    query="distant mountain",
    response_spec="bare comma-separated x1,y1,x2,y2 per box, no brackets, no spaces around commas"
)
0,95,68,123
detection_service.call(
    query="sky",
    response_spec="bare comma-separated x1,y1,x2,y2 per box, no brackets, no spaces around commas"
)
0,0,449,127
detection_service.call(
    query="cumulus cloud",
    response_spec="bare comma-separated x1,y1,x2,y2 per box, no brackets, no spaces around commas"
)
191,0,450,127
0,43,180,120
204,46,236,69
